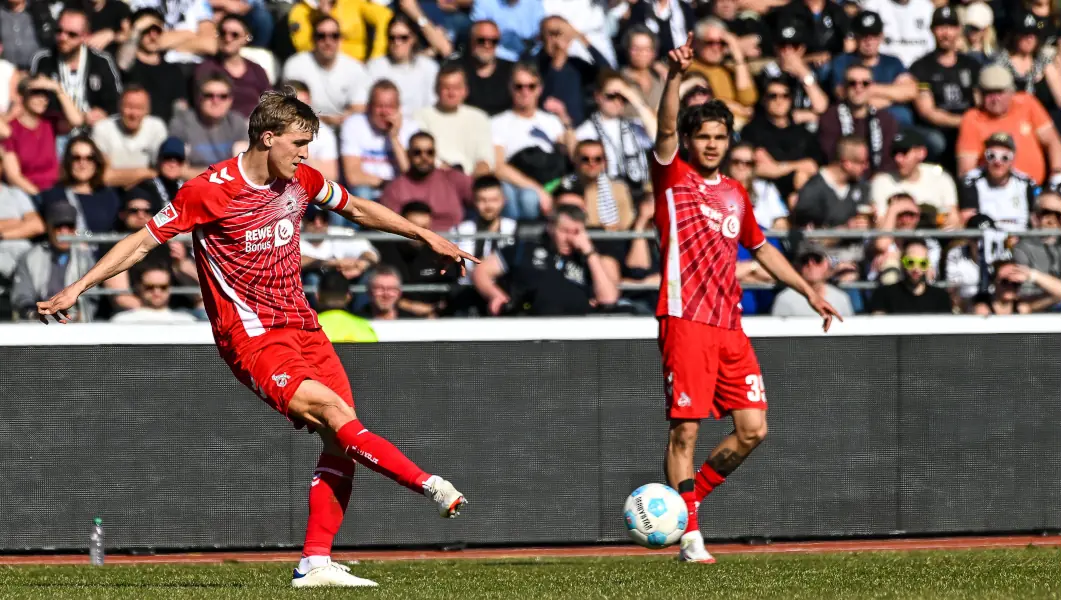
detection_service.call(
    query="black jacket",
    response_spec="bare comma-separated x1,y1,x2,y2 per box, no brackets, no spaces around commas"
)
30,45,122,117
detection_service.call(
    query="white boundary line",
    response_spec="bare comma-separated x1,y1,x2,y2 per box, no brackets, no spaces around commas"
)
0,315,1059,346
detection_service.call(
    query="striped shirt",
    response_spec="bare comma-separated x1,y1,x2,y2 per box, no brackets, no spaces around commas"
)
146,155,349,351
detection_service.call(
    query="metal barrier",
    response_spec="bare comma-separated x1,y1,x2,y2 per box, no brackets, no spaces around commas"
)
0,315,1057,552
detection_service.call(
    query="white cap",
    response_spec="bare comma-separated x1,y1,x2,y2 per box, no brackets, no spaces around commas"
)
964,3,994,29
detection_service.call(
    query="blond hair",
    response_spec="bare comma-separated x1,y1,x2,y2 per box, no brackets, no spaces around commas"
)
247,87,319,146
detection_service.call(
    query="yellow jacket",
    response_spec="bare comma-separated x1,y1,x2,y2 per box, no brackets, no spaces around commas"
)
318,310,379,343
289,0,393,62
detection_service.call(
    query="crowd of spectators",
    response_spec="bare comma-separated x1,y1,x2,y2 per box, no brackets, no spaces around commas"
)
0,0,1059,325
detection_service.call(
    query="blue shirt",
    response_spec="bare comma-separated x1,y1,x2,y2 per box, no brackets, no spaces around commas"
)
830,52,913,125
737,233,783,315
470,0,543,61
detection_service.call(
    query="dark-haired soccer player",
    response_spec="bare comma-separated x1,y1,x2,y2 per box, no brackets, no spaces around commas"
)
653,34,843,563
37,89,477,587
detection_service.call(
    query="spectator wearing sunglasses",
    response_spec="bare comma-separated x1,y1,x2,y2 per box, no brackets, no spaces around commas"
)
685,18,756,125
725,141,787,230
1012,192,1061,295
281,15,368,127
380,131,471,231
869,238,953,314
193,15,270,118
464,20,515,117
286,0,392,62
771,242,854,318
958,132,1039,232
110,265,197,323
367,13,451,119
117,9,188,124
971,260,1061,314
819,63,899,176
168,72,248,174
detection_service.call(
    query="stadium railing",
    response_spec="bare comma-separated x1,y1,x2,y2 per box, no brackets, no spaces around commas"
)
0,315,1058,552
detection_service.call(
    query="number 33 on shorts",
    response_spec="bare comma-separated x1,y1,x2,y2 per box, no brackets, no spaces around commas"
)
745,375,767,403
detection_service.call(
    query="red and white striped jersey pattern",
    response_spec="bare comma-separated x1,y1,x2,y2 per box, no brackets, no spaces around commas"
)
651,150,765,330
146,155,350,351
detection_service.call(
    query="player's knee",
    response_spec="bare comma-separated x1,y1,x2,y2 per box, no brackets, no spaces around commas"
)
668,421,699,453
737,421,767,449
289,380,355,430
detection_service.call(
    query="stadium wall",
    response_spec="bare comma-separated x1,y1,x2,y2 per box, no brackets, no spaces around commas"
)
0,315,1059,552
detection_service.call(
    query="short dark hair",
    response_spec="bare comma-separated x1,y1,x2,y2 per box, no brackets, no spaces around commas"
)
217,13,249,35
436,62,467,88
283,80,309,95
678,98,734,139
199,72,234,94
900,238,928,256
311,13,339,34
473,175,502,195
137,265,172,285
58,7,89,28
836,134,868,160
401,200,432,218
409,131,435,147
550,204,587,224
316,269,352,310
595,69,625,93
368,79,400,105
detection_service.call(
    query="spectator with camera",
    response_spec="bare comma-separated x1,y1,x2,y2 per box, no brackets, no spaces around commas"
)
868,238,953,314
472,204,619,316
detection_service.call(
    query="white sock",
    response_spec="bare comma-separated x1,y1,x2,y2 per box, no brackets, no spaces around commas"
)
422,474,441,496
297,555,331,574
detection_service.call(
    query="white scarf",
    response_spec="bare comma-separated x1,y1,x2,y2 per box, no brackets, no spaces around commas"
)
58,45,89,114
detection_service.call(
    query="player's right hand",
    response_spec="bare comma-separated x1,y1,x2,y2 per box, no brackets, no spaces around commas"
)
667,32,694,75
421,230,480,276
37,285,81,324
807,293,844,333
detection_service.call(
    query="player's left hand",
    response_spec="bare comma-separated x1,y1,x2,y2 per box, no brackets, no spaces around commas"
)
37,285,81,324
807,293,843,333
421,230,479,276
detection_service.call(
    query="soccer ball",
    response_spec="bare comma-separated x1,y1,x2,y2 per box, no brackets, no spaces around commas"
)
623,483,687,548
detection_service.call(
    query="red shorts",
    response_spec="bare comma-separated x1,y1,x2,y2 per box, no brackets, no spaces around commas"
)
658,316,767,421
221,328,353,430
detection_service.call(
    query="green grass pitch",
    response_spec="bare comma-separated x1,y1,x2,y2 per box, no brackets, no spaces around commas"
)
0,547,1058,600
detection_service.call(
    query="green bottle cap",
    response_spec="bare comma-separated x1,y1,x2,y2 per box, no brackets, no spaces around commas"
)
94,518,102,526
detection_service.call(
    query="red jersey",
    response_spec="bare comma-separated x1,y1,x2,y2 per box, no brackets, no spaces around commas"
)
145,155,350,351
651,150,765,330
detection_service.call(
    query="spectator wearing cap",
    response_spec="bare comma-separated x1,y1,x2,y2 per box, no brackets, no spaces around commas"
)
2,77,64,197
169,72,249,174
340,80,413,205
740,76,823,205
0,0,54,70
868,238,952,314
130,136,187,210
992,12,1055,97
909,6,983,167
116,9,189,124
464,20,515,118
11,201,95,321
860,0,934,68
315,268,378,343
282,15,368,128
961,2,997,66
376,200,460,317
793,134,872,228
772,0,851,65
110,265,197,323
535,16,612,128
686,18,757,125
380,131,471,231
1014,0,1057,45
92,84,168,187
830,11,917,128
957,64,1059,184
29,7,121,128
490,63,572,221
286,0,392,62
961,135,1038,233
415,64,494,177
469,0,542,62
726,141,788,230
366,13,452,120
819,63,899,175
289,81,339,182
1013,191,1061,295
972,259,1061,314
0,155,44,316
771,242,854,318
870,129,960,226
619,0,694,64
193,14,271,118
758,18,829,126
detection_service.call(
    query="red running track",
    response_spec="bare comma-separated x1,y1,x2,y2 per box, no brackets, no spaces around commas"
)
0,535,1057,566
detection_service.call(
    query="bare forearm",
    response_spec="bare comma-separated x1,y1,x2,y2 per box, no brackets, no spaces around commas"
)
496,162,541,190
588,253,620,305
340,198,429,239
74,228,157,293
104,167,155,188
55,91,85,127
390,137,410,173
753,243,814,297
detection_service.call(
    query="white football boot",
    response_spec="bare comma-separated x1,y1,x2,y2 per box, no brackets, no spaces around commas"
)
424,475,468,518
678,531,717,564
291,559,378,588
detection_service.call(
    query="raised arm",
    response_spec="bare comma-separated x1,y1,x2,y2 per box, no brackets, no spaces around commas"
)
654,32,693,163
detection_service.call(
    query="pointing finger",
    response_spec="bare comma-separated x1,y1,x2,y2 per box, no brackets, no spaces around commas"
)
684,31,693,49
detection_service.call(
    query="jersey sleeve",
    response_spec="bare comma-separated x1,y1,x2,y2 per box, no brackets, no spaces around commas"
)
650,148,689,196
300,163,351,212
737,183,766,251
145,179,223,244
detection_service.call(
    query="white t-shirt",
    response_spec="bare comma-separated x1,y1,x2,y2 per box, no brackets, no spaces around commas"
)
415,104,495,173
110,308,198,323
944,245,981,300
490,109,566,161
300,225,379,262
92,115,169,169
863,0,935,67
750,179,789,230
339,114,418,181
310,123,339,162
282,52,368,117
365,56,439,118
870,163,958,217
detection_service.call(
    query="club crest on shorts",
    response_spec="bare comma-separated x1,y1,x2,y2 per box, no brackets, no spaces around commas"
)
272,372,291,387
677,392,692,407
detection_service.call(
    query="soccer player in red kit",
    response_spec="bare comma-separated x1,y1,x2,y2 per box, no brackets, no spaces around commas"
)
653,35,843,563
37,89,478,588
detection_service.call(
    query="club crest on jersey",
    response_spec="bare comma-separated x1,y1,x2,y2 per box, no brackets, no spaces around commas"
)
272,373,291,387
153,203,178,228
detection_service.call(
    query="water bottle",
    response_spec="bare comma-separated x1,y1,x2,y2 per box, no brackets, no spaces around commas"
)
89,518,104,566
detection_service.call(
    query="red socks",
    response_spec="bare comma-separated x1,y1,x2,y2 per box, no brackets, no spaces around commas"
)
680,488,701,534
336,420,430,494
695,462,726,503
302,454,355,557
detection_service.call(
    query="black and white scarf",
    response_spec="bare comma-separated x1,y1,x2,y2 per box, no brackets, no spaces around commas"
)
836,103,883,171
58,45,89,114
591,112,648,188
594,172,620,227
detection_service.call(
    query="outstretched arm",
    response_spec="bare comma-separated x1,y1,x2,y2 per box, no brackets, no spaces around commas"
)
37,228,160,323
752,242,843,332
654,32,693,164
